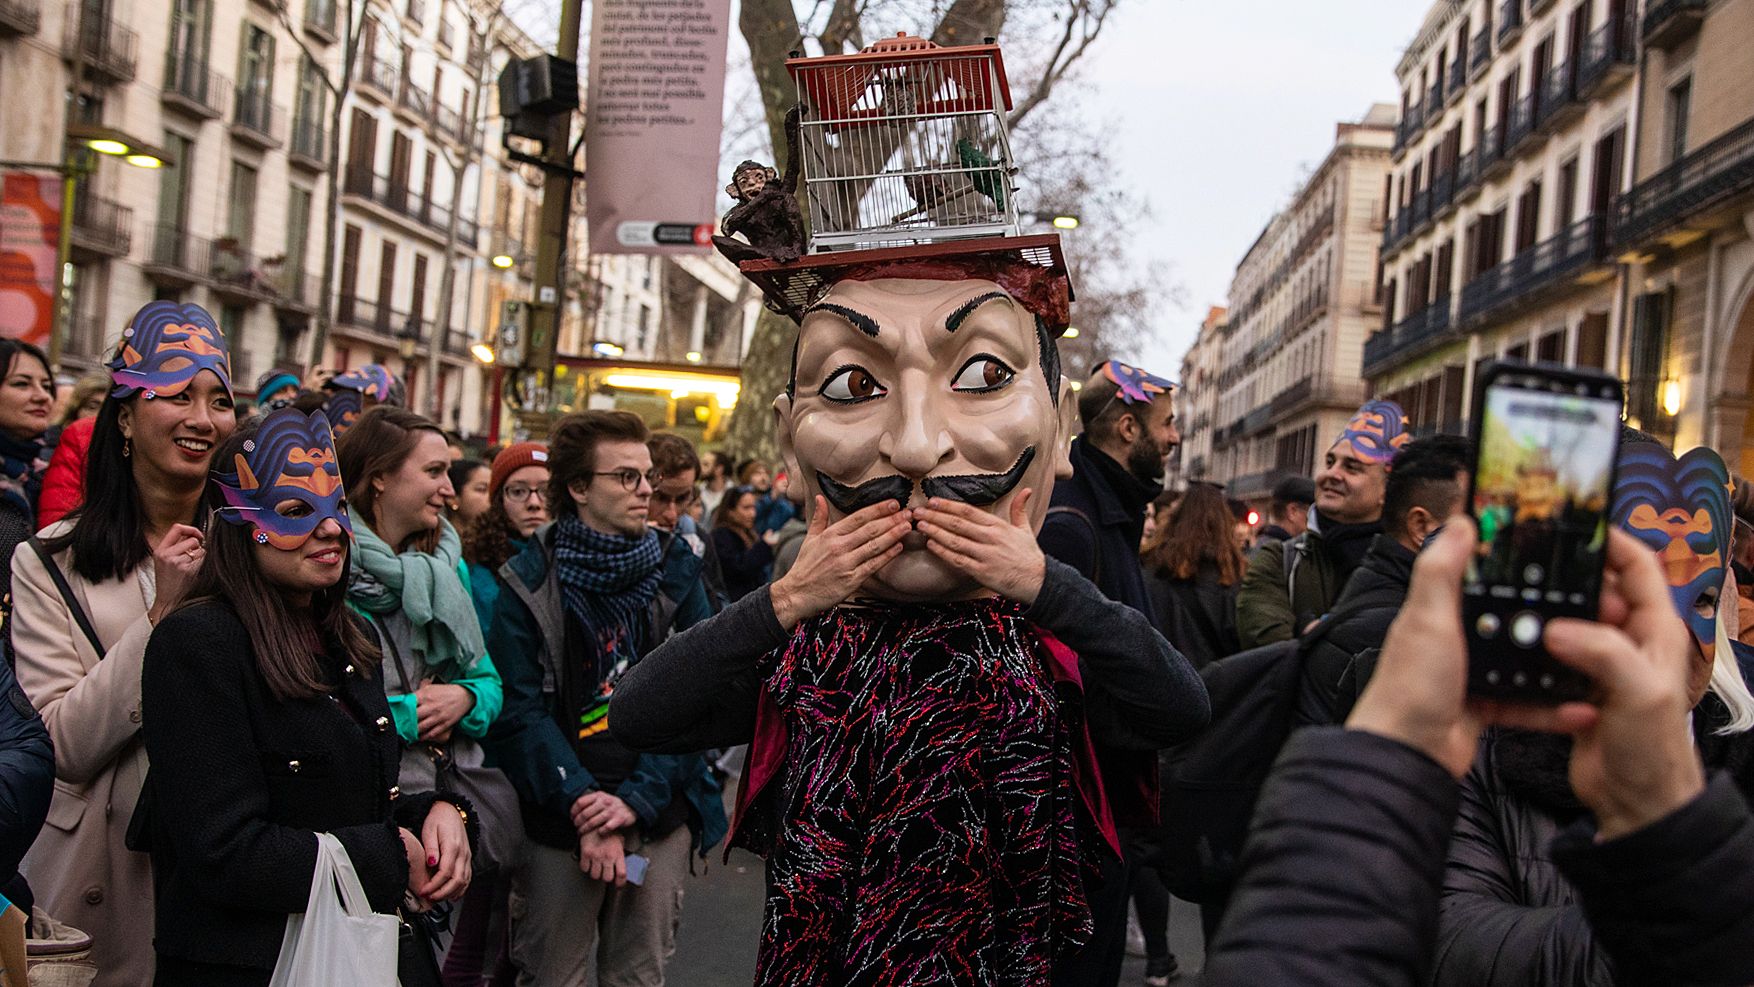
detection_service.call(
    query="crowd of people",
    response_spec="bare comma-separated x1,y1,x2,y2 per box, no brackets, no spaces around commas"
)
0,295,1749,987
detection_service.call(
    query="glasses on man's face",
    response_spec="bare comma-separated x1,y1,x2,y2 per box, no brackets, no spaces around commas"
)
593,468,662,492
503,483,546,504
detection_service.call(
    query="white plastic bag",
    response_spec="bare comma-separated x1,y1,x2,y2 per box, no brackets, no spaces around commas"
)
267,832,398,987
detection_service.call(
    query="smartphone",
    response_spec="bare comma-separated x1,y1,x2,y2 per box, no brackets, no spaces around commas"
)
1464,362,1623,704
625,853,649,887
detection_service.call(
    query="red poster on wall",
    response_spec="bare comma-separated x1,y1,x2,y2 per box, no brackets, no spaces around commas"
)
0,171,61,347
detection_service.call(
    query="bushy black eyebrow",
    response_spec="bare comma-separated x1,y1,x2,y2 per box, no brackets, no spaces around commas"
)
944,292,1011,334
803,302,880,338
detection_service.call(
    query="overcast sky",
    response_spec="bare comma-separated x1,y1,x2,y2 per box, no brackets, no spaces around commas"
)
1088,1,1424,373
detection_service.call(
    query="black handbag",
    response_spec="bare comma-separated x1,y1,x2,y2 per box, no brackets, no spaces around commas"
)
395,905,447,987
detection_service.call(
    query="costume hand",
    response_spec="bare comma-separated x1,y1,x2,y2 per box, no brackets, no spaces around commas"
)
417,802,472,902
399,826,433,912
148,524,206,623
1543,528,1704,840
578,829,627,886
770,496,911,629
915,490,1046,604
571,791,637,834
415,682,475,742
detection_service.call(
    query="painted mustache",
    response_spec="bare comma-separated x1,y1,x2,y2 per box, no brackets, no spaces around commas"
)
816,447,1037,516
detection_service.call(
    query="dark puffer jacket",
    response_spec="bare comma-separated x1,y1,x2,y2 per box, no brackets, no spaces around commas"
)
1435,712,1754,987
1293,535,1415,726
1144,559,1240,669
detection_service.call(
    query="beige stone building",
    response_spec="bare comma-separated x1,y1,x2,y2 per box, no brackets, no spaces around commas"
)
1611,0,1754,475
1192,106,1393,505
1373,0,1639,430
1165,305,1226,489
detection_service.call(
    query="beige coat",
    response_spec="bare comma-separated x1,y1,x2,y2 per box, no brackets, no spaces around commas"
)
11,530,156,987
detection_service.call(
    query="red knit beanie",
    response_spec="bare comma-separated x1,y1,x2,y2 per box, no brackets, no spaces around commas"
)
490,442,549,499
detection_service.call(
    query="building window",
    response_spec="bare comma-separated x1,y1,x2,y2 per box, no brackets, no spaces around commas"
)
286,186,313,279
228,161,257,248
1666,77,1692,165
293,55,326,153
1627,290,1672,429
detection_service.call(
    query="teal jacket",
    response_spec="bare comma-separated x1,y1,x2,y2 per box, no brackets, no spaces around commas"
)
357,559,504,745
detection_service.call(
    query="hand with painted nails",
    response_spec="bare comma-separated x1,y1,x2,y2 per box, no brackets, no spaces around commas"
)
417,800,472,902
769,496,912,630
915,490,1046,605
399,826,433,912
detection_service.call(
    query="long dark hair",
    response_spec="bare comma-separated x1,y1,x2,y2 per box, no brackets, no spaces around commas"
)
47,394,208,583
713,485,758,538
336,405,446,555
1143,482,1247,587
179,423,380,700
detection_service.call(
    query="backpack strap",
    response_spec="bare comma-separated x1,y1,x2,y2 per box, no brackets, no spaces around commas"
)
1045,505,1102,586
27,537,104,657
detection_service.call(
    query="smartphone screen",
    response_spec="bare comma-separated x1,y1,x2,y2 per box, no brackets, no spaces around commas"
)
1464,364,1622,703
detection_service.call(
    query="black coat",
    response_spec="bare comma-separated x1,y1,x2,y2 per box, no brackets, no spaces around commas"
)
1205,726,1754,987
1144,560,1239,669
0,647,50,882
1293,535,1415,726
140,602,462,976
1039,435,1160,621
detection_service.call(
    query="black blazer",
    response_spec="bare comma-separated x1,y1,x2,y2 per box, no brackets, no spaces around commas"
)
140,601,456,974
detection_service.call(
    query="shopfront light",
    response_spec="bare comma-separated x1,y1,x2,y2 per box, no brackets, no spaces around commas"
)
471,343,496,364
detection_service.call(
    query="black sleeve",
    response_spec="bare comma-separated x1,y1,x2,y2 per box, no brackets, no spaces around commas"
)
141,607,408,914
1027,557,1209,749
1037,512,1097,583
1204,729,1460,987
1554,772,1754,987
0,655,51,879
609,585,788,754
1432,765,1612,987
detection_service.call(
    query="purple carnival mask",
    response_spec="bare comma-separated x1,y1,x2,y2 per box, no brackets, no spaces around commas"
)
107,301,234,399
322,387,364,438
1096,360,1175,405
331,364,398,404
216,408,353,550
1611,441,1732,664
1337,400,1411,464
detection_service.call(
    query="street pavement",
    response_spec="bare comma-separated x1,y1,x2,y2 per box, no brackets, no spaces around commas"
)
668,807,1210,985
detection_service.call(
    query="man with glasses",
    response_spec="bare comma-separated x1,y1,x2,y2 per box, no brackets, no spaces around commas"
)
486,410,726,987
647,431,728,623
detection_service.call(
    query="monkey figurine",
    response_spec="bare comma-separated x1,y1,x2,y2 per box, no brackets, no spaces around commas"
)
713,107,807,265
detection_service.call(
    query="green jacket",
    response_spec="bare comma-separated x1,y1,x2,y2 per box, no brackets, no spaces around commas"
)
1235,528,1345,651
358,559,504,744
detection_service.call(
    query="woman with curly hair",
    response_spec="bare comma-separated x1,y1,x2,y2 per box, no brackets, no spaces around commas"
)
463,443,550,639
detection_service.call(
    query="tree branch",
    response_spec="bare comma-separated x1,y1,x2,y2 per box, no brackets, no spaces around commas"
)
272,1,344,99
931,0,1006,46
1007,0,1113,130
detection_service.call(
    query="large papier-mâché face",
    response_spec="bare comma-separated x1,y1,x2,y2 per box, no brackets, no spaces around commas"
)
216,408,354,550
108,301,234,399
1611,442,1733,664
775,278,1075,602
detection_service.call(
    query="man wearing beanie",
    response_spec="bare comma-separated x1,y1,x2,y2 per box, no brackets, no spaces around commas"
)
254,369,301,411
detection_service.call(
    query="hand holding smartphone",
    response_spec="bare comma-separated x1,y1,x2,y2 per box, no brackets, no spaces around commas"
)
1464,362,1623,704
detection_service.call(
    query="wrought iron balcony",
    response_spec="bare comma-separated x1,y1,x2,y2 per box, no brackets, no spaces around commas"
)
1432,168,1458,216
358,56,398,100
1498,0,1524,44
70,193,131,259
289,115,328,170
398,81,432,118
1459,215,1606,328
1613,116,1754,249
1455,145,1483,202
163,53,228,119
342,170,482,245
1577,14,1636,98
433,101,468,144
144,223,214,289
1643,0,1705,50
1271,375,1369,418
0,0,39,37
1427,82,1445,116
1506,93,1538,152
304,0,338,42
64,10,137,83
1448,58,1467,103
1468,33,1491,80
232,89,285,148
1364,302,1455,377
1538,62,1582,131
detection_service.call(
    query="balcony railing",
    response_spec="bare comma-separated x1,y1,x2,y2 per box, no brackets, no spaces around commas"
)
232,88,285,148
1613,116,1754,248
1468,32,1491,79
1426,82,1445,116
163,53,229,119
304,0,337,40
64,10,138,83
343,170,482,244
1537,62,1580,130
269,267,319,314
1643,0,1706,49
1459,215,1605,327
1270,375,1369,418
433,102,469,144
1364,302,1455,376
1497,0,1524,44
1455,145,1482,200
1432,168,1458,215
1447,58,1467,102
289,115,327,169
71,193,131,257
1577,14,1636,97
144,223,214,286
1506,93,1538,151
359,56,398,99
398,81,432,118
0,0,39,37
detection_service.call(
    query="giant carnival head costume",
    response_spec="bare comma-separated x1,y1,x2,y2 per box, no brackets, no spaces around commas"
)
731,35,1078,602
107,301,235,400
214,408,352,549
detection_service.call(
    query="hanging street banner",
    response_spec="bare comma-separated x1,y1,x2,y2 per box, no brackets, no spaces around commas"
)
584,0,731,255
0,170,61,347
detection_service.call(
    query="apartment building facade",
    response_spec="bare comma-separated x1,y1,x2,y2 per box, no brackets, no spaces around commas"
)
1199,107,1394,505
1166,305,1226,490
1373,0,1639,431
1611,0,1754,475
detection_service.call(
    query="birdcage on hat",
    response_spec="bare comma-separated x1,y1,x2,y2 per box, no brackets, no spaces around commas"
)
789,33,1020,252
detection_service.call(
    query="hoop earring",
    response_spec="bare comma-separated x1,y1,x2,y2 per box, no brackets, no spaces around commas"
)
123,437,131,458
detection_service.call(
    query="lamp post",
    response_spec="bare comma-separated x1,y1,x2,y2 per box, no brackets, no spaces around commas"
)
2,124,170,368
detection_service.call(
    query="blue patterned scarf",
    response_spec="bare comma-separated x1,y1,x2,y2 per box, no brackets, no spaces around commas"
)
553,514,663,682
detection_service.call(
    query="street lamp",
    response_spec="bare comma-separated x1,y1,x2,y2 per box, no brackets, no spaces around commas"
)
471,342,496,364
397,315,422,361
1051,214,1080,230
491,253,515,270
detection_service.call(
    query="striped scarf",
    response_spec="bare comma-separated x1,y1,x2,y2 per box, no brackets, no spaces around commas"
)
552,513,663,687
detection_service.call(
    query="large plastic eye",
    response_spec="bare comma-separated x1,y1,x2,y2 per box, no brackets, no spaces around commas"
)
821,366,887,403
951,355,1016,393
